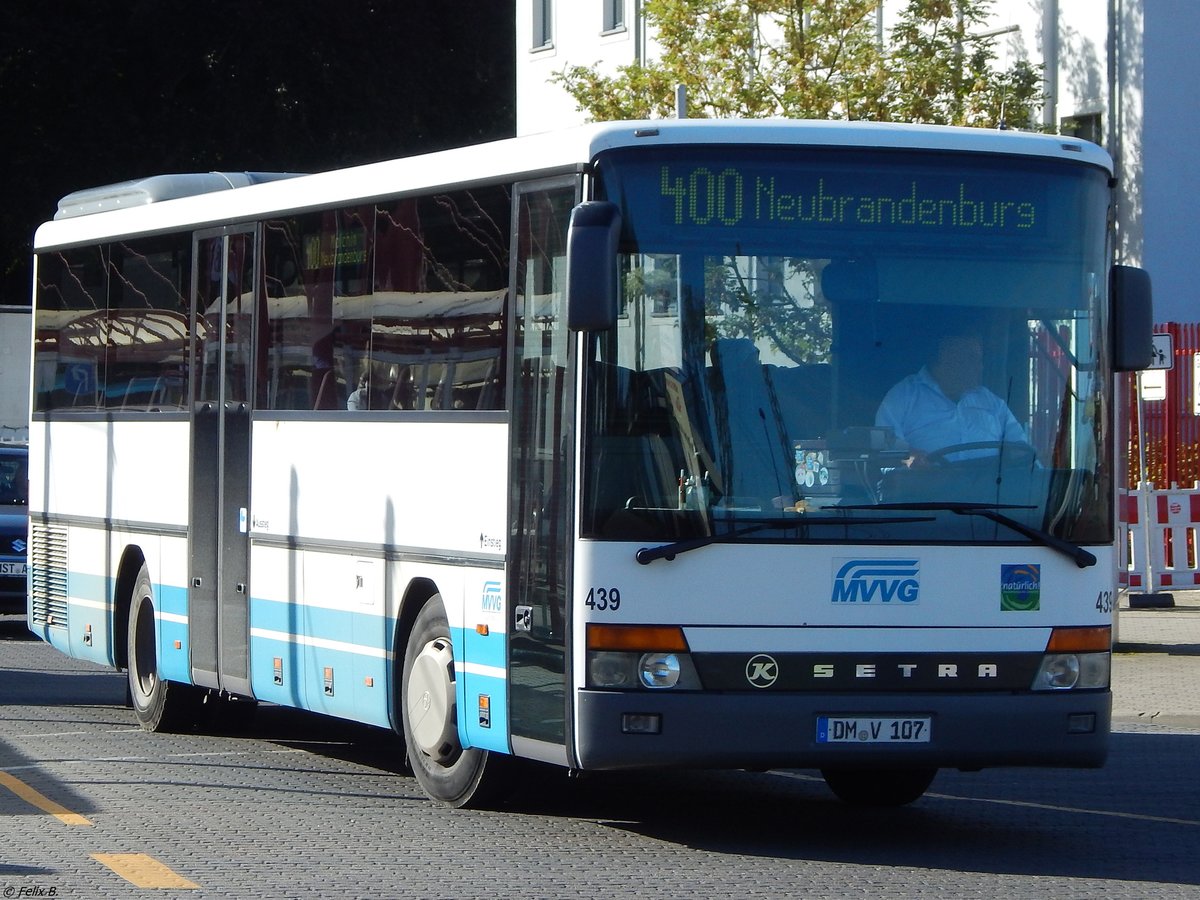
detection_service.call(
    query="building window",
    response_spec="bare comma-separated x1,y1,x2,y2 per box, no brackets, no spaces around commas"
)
533,0,552,48
603,0,625,32
1061,113,1102,146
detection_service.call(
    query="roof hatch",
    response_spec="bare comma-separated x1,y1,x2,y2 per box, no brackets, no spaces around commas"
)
53,171,302,220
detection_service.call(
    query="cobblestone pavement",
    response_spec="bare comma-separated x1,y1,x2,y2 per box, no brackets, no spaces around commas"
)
1113,589,1200,729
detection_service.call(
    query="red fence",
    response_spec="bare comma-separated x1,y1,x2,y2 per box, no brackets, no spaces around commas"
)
1125,321,1200,489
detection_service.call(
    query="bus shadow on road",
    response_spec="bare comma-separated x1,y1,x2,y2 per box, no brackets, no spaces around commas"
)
216,701,1200,893
0,669,125,708
241,704,410,775
0,736,105,821
499,731,1200,889
0,616,36,641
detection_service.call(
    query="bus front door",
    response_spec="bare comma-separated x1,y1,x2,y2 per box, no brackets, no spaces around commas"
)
188,228,255,697
508,181,576,764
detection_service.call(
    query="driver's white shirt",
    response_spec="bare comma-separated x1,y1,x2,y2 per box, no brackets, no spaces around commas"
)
875,366,1027,457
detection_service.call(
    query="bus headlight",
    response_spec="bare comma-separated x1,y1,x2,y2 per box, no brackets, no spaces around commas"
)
589,652,637,688
1032,652,1110,691
583,643,700,686
586,624,702,690
1032,626,1111,691
639,652,681,689
586,650,703,690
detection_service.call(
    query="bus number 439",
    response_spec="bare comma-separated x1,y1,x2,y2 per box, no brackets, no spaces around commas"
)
585,587,621,612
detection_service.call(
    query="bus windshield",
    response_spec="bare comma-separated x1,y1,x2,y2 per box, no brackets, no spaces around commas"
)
582,145,1114,548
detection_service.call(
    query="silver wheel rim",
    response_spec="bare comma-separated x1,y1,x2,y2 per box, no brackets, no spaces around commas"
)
406,637,458,764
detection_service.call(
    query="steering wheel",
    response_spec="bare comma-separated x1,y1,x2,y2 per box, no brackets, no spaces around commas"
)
923,441,1038,467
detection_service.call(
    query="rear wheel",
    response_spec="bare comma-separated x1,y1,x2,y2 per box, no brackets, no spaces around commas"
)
126,565,200,732
820,767,937,806
401,595,500,807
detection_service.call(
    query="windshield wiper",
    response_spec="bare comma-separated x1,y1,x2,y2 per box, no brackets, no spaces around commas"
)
634,514,935,565
837,502,1096,569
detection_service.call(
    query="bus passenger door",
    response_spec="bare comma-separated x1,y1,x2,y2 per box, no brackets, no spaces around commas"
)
189,228,255,696
508,181,577,762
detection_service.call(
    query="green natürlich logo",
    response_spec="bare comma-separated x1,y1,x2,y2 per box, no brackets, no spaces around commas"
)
1001,564,1041,611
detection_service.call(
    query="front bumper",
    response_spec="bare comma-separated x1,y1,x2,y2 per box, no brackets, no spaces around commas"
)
575,689,1110,771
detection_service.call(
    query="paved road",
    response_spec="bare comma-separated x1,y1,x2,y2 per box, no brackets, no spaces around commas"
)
0,603,1197,899
1114,588,1200,729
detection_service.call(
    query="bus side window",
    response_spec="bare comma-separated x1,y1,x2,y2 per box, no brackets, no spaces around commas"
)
34,248,108,412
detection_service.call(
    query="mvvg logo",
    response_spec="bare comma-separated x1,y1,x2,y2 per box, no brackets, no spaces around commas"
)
481,581,503,613
832,559,920,604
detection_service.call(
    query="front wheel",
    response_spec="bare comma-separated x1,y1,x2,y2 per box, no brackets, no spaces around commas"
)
126,565,200,732
401,596,502,808
820,767,937,806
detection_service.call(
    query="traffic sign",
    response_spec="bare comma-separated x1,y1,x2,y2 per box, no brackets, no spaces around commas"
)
1148,333,1173,370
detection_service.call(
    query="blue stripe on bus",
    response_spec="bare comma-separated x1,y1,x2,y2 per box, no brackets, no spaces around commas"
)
458,625,511,754
250,595,394,730
34,568,194,681
249,597,511,752
461,625,507,671
248,628,393,729
64,570,187,617
44,569,112,666
58,569,191,668
44,573,511,749
248,630,307,709
249,596,396,650
153,579,193,682
156,582,188,618
157,615,191,683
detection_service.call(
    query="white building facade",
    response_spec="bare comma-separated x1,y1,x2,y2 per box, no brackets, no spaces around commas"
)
516,0,1195,322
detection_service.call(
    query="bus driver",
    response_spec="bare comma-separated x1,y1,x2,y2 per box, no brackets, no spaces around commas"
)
874,331,1030,464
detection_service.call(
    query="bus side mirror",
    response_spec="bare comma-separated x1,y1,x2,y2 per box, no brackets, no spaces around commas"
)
1111,265,1153,372
566,201,622,331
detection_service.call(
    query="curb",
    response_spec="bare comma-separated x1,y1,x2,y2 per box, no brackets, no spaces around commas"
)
1114,641,1200,656
1127,592,1176,609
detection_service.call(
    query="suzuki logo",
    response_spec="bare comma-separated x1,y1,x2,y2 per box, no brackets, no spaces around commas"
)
12,539,25,554
745,654,779,688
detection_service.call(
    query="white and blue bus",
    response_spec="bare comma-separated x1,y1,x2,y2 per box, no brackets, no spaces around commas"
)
28,120,1152,807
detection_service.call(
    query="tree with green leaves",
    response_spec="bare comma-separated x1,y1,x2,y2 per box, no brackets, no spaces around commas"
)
552,0,1042,128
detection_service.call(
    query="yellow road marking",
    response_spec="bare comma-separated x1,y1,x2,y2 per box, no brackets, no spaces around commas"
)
92,854,199,889
0,771,92,825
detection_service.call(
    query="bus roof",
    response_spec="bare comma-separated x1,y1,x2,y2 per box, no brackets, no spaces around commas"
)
34,119,1113,252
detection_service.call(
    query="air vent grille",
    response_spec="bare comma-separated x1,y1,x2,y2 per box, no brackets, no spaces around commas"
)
30,524,68,628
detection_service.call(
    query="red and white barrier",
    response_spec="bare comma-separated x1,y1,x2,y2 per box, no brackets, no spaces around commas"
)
1120,483,1200,592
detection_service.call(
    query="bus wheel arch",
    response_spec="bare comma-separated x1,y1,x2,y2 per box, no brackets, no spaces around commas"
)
112,546,147,671
390,577,439,736
399,592,501,808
